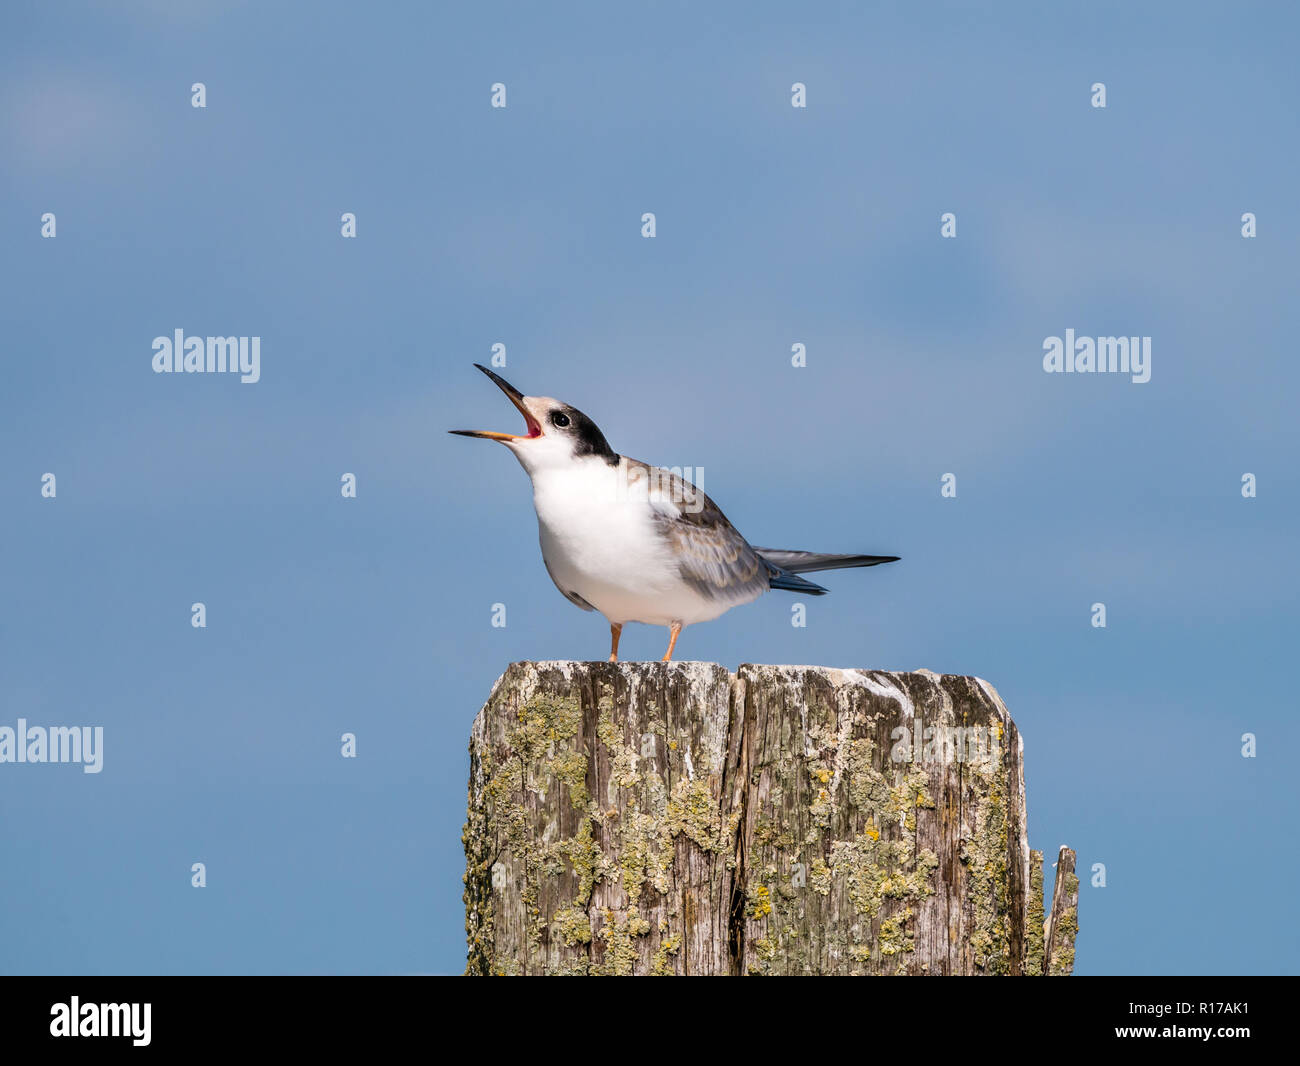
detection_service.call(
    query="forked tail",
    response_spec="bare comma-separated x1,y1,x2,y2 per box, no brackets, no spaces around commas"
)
755,548,900,596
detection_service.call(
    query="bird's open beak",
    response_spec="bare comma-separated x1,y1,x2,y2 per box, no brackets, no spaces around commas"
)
449,364,543,442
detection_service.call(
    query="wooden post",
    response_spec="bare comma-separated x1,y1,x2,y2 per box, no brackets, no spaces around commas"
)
464,661,1076,976
1044,846,1080,976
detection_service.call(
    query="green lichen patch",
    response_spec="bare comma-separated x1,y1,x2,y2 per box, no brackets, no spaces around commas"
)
1049,903,1079,976
1026,849,1046,976
667,775,729,852
615,803,673,906
553,904,594,946
651,933,682,975
961,735,1012,974
846,738,891,809
593,908,653,976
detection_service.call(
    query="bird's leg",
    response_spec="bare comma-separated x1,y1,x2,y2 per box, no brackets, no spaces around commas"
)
608,623,623,663
661,621,682,662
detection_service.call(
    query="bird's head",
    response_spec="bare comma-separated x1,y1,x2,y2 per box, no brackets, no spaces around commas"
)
450,364,617,475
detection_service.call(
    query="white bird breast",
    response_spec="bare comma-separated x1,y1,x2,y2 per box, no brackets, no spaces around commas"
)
528,457,744,627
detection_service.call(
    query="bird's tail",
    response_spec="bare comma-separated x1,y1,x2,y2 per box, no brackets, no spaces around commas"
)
767,570,830,595
754,548,900,575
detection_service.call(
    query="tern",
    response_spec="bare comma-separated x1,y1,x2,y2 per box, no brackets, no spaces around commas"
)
451,364,899,661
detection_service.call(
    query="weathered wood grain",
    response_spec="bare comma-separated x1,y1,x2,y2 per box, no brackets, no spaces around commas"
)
1026,849,1047,975
1044,845,1080,976
464,661,1074,976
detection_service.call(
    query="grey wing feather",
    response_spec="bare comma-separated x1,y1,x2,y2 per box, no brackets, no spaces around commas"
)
751,548,900,573
630,460,772,605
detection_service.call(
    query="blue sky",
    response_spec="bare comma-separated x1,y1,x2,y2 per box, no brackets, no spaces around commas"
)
1,1,1296,975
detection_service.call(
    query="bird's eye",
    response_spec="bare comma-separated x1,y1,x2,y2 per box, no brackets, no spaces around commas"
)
550,411,571,428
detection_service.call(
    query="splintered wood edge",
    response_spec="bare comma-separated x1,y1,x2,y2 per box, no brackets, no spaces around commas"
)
1044,846,1079,976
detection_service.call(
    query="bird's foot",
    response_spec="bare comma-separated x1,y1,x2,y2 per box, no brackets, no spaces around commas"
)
661,621,682,662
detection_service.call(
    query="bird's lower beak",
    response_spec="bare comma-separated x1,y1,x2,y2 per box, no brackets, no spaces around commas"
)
449,364,543,442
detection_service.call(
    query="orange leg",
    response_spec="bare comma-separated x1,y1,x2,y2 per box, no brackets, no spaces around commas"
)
661,621,682,662
608,623,623,663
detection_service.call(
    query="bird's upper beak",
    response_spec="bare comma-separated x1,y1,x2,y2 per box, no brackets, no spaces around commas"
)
449,364,543,442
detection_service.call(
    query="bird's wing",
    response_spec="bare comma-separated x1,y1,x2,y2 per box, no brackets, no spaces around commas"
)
751,549,900,573
627,459,772,605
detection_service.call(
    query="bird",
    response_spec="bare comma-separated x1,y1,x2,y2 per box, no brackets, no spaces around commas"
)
450,364,899,662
